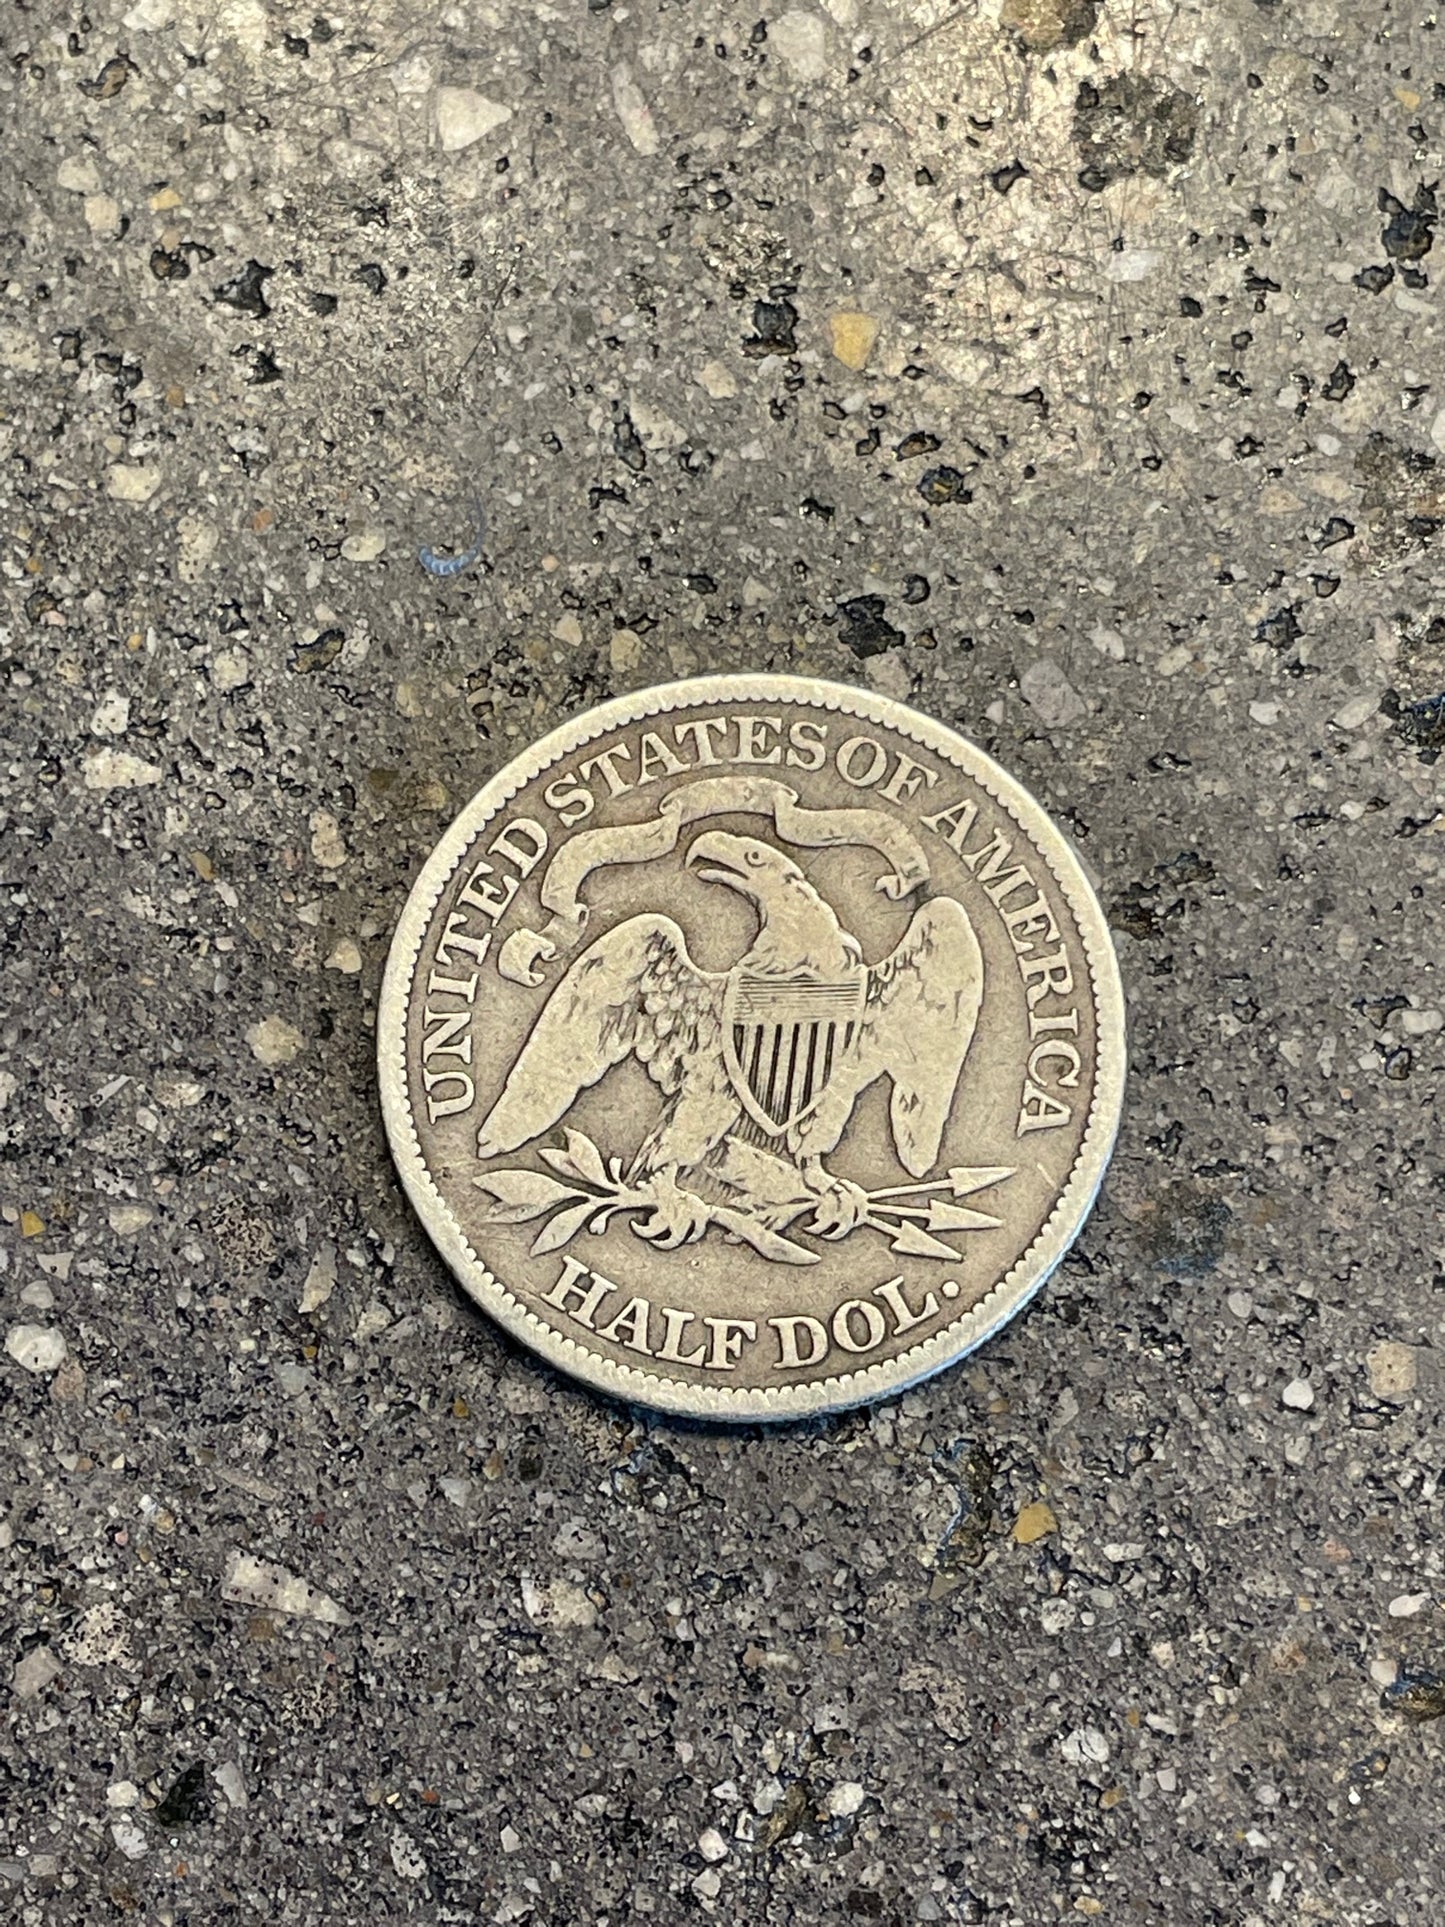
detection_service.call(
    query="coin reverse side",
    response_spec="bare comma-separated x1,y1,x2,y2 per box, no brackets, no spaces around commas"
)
379,676,1125,1418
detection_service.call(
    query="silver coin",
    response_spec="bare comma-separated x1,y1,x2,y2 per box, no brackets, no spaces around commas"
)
379,675,1125,1418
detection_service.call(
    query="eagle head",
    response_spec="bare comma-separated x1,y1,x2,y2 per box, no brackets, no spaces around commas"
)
685,830,801,902
685,830,860,973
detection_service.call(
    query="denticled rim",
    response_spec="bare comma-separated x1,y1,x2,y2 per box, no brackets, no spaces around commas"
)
378,674,1126,1420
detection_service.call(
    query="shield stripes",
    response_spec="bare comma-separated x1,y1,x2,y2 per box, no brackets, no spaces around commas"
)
721,971,867,1136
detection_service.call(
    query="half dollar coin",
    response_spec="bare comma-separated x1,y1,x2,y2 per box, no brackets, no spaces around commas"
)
379,675,1125,1418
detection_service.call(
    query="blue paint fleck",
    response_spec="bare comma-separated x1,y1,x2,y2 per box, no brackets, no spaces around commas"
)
419,498,486,578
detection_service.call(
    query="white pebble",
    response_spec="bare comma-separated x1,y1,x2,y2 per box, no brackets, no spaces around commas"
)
1059,1726,1110,1766
5,1323,68,1373
213,1761,248,1808
106,462,163,504
12,1645,62,1698
1399,1007,1442,1036
82,748,162,791
299,1244,337,1313
770,9,830,80
1019,659,1087,729
310,809,348,869
1106,247,1164,283
390,1828,425,1879
697,1826,728,1862
434,86,512,152
825,1781,865,1817
1388,1593,1428,1618
611,63,660,155
111,1818,149,1861
57,155,102,194
221,1549,351,1625
1331,692,1379,730
90,693,131,737
1281,1378,1314,1410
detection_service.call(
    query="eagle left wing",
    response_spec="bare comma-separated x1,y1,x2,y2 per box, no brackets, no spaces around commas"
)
858,896,984,1177
475,913,718,1160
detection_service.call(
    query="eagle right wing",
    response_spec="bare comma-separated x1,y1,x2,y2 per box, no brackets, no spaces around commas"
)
860,895,985,1177
476,914,718,1159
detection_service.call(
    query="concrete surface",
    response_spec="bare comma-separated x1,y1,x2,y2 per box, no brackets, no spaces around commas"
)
2,1,1443,1922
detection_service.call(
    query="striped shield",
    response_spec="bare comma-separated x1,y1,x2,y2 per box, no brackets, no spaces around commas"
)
721,969,868,1137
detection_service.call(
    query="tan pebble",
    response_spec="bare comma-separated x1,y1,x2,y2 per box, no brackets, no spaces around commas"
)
340,528,386,563
1367,1341,1417,1399
211,647,251,693
20,1210,44,1239
325,938,363,974
50,1357,87,1404
1014,1500,1058,1544
57,155,102,194
553,614,584,647
610,628,643,672
150,186,183,212
109,1204,154,1235
299,1244,337,1314
309,810,348,869
1001,0,1088,49
829,311,880,371
245,1016,305,1067
83,194,123,237
698,359,739,399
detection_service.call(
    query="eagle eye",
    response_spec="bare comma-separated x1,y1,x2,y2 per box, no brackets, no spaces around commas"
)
745,847,764,867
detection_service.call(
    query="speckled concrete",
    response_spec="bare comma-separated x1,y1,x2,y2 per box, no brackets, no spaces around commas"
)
2,2,1443,1923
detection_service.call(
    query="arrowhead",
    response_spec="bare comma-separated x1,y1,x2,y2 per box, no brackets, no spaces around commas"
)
926,1200,1004,1233
945,1166,1016,1198
887,1220,963,1260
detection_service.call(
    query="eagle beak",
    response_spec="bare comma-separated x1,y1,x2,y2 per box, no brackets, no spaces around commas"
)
686,830,753,892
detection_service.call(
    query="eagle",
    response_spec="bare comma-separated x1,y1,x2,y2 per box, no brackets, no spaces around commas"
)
476,830,984,1252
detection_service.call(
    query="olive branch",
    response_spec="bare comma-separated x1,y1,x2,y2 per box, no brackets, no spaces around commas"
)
473,1131,1014,1266
472,1130,817,1264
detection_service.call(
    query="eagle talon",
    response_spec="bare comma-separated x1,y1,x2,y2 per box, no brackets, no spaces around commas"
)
628,1173,711,1249
805,1172,870,1239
